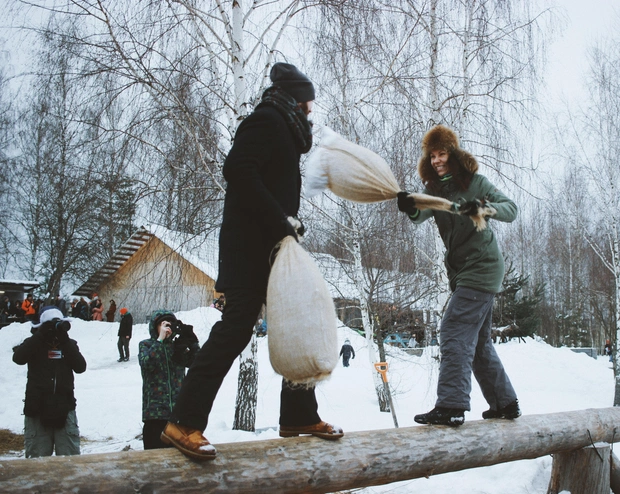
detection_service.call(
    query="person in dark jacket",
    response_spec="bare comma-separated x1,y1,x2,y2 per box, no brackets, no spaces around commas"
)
339,339,355,367
76,298,89,321
398,124,520,427
162,62,343,461
12,306,87,457
605,339,613,362
117,307,133,362
0,295,10,323
106,300,117,322
139,310,199,450
54,294,67,316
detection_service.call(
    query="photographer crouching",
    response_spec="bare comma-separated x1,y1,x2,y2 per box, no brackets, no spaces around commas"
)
138,310,200,450
12,306,87,458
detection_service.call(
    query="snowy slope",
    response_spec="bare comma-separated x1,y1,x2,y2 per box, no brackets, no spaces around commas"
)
0,307,614,493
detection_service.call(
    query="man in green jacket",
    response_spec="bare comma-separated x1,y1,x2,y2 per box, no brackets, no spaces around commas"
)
397,124,521,427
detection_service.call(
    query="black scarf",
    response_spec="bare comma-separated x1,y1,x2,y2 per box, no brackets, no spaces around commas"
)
257,86,313,153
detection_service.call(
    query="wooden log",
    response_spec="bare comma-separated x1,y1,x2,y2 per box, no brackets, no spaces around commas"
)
1,407,620,494
611,451,620,494
547,442,610,494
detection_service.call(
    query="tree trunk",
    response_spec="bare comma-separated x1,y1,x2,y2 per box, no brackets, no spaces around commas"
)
232,333,258,432
547,442,610,494
428,0,439,124
613,217,620,405
3,408,620,494
352,237,389,412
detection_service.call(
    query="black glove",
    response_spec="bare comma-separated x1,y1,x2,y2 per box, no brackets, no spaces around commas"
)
284,216,304,240
178,322,198,343
397,191,418,216
55,326,70,344
36,323,54,340
459,199,483,216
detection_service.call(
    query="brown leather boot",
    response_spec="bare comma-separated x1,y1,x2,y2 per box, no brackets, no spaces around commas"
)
160,422,217,460
279,421,344,440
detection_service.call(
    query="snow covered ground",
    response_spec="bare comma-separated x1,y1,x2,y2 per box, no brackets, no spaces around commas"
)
0,307,614,493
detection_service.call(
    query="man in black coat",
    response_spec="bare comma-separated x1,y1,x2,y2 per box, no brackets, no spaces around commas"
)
117,307,133,362
162,63,343,460
13,306,87,457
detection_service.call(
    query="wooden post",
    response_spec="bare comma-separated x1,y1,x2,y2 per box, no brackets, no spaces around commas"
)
1,408,620,494
547,442,610,494
611,451,620,494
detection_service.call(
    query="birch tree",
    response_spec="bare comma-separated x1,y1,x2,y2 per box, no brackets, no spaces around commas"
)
578,37,620,404
8,23,105,295
25,0,337,428
308,0,549,411
0,61,14,276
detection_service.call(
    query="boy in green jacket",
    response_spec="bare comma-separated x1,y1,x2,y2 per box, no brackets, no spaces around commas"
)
139,310,200,449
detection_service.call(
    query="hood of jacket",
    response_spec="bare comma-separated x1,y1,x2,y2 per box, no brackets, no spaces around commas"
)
148,309,177,339
417,125,478,185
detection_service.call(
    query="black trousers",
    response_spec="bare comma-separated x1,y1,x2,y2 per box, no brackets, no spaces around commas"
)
170,287,321,431
118,337,130,359
143,419,174,450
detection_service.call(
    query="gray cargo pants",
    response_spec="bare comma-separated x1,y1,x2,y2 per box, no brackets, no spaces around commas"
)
24,410,81,458
436,286,517,411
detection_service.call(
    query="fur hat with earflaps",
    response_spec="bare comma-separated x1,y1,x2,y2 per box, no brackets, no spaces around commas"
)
417,125,478,187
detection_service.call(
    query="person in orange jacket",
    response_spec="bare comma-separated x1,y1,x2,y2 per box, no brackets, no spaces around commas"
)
22,293,36,321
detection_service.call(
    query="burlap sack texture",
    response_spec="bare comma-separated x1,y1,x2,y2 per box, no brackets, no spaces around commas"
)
305,127,491,231
267,237,339,384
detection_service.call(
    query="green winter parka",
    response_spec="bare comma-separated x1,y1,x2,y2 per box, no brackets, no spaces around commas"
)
410,174,517,293
138,310,198,422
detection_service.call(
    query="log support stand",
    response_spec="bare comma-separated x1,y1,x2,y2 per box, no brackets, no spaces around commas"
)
548,442,610,494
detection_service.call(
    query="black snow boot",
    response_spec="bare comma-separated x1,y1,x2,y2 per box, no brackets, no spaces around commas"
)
482,400,521,420
414,407,465,427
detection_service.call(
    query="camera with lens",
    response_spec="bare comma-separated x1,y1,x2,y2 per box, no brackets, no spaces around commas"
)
170,320,183,337
40,319,71,343
54,320,71,333
170,320,196,343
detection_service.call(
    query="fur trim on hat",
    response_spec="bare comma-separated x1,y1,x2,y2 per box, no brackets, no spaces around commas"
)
417,125,478,187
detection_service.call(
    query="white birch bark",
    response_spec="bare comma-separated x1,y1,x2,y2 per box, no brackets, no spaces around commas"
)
428,0,440,125
233,332,258,431
351,235,389,412
231,0,249,125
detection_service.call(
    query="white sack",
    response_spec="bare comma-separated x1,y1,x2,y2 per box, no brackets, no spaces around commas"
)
267,236,339,384
305,127,400,203
306,127,490,230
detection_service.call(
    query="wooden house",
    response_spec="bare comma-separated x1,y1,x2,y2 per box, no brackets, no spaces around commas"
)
72,225,219,323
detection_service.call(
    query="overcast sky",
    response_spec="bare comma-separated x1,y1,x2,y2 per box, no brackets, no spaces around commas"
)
545,0,619,105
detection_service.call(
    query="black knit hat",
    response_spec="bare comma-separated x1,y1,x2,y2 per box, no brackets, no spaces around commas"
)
270,62,315,103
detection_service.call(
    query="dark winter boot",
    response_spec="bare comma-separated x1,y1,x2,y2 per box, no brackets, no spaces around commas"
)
482,400,521,420
414,407,465,427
